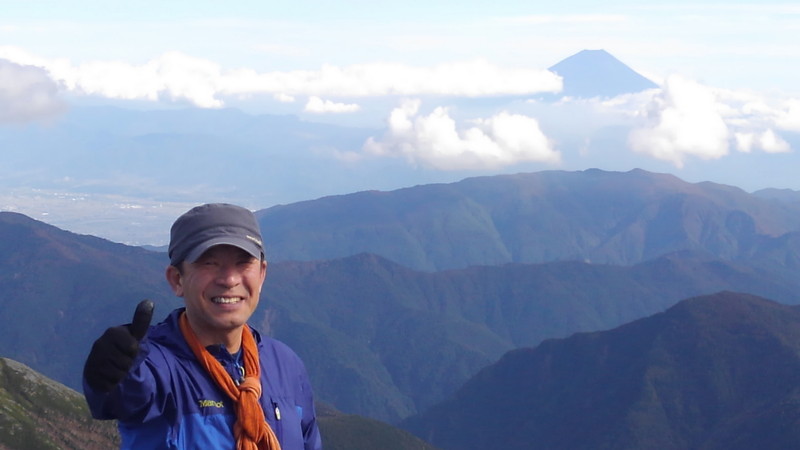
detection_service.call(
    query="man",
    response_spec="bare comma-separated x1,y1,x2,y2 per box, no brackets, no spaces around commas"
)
83,203,322,449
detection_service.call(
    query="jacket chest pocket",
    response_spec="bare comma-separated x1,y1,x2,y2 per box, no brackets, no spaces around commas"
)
264,395,304,447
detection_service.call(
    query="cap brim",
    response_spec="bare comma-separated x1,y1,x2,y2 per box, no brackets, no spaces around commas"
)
184,236,263,263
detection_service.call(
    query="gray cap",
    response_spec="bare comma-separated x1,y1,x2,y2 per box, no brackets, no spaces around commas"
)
168,203,264,266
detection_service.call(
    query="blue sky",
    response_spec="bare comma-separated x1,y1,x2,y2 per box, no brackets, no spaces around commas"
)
3,0,799,91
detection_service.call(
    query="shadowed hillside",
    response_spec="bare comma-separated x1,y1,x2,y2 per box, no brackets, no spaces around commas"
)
0,212,182,390
404,292,800,450
0,358,119,450
261,251,800,422
316,403,440,450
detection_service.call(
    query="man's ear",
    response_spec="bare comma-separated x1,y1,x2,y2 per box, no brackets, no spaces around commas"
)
260,260,268,283
165,265,184,297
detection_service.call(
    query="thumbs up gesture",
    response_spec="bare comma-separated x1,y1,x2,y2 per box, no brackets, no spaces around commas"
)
83,300,154,392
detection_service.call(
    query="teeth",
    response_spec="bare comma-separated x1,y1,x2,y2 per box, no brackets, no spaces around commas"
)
212,297,241,304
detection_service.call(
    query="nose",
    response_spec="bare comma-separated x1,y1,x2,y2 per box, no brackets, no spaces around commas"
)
215,263,242,287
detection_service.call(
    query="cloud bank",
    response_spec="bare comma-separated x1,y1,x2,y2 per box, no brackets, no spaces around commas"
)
2,45,795,173
304,96,360,113
364,99,560,170
776,99,800,131
0,58,65,123
224,60,562,98
627,76,792,167
0,47,562,110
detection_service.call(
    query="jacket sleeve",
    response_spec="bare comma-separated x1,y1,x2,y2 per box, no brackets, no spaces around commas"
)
260,336,324,450
300,369,323,450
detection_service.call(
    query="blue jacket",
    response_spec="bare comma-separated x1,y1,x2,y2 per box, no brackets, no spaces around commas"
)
84,308,322,449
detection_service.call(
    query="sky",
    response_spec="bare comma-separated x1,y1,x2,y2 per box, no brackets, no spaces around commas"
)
3,1,798,89
2,0,800,243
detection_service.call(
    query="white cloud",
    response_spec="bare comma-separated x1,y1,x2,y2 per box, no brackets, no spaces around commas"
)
625,76,798,166
758,129,791,153
274,93,296,103
304,96,360,113
0,47,225,108
0,47,562,109
775,99,800,131
222,59,561,98
628,76,731,167
65,51,225,108
733,132,756,153
734,129,790,154
364,99,560,170
0,58,65,123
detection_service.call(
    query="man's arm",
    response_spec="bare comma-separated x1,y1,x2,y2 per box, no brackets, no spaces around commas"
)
299,366,323,449
82,300,154,419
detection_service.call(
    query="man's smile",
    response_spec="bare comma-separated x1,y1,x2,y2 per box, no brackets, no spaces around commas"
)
211,296,244,304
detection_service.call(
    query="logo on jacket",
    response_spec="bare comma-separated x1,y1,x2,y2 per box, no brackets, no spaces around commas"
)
198,399,225,409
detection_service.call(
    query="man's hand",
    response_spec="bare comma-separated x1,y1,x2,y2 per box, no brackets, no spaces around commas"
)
83,300,154,392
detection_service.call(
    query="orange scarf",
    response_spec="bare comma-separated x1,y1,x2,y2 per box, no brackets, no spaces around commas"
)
179,312,281,450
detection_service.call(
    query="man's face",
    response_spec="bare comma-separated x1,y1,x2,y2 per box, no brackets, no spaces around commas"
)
166,244,267,345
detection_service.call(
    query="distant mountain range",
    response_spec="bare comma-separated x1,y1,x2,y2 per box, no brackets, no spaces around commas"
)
257,168,800,272
404,292,800,450
3,169,800,430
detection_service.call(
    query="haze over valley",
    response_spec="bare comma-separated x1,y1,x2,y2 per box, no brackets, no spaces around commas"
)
2,48,799,246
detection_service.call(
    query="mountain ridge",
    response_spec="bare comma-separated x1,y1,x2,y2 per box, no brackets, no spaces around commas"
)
262,250,800,421
404,291,800,449
257,168,800,271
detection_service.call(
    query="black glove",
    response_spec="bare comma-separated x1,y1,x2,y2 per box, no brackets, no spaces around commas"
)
83,300,154,392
